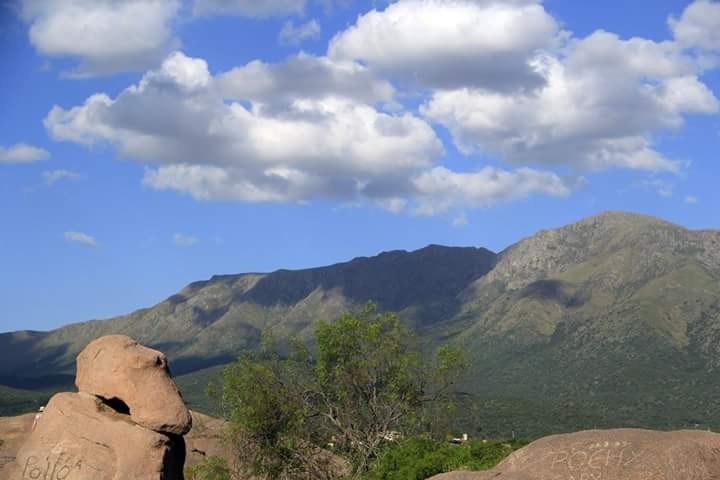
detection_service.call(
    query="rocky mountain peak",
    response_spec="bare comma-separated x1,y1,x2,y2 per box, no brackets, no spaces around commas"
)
473,211,699,291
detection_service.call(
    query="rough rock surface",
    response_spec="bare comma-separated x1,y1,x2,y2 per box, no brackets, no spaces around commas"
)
76,335,192,435
431,472,532,480
185,411,235,469
0,413,34,478
1,410,230,479
8,392,185,480
431,428,720,480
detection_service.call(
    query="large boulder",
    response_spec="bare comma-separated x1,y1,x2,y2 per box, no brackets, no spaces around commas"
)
8,392,185,480
1,410,233,479
431,428,720,480
0,413,34,478
75,335,192,435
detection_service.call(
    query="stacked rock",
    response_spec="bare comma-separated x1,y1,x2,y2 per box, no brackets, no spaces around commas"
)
9,335,192,480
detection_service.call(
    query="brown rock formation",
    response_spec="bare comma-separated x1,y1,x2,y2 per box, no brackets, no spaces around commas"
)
1,410,231,479
10,392,184,480
0,413,34,478
76,335,192,435
4,335,195,480
431,428,720,480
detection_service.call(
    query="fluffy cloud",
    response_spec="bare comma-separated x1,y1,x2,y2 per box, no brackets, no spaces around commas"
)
328,0,560,91
45,51,571,212
43,1,718,214
422,30,718,172
46,52,441,203
193,0,305,17
279,19,321,45
326,0,719,175
0,143,50,163
412,166,572,215
669,0,720,51
216,52,394,105
43,169,82,184
64,231,97,247
20,0,180,76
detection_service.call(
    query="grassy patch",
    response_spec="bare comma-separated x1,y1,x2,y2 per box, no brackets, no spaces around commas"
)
364,436,527,480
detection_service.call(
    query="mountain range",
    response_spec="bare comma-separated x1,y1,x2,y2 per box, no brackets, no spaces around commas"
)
2,211,719,438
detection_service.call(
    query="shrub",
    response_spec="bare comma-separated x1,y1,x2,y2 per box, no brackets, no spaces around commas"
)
364,436,527,480
185,456,231,480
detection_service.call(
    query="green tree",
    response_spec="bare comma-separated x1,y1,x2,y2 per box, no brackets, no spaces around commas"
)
314,306,436,473
216,333,333,480
217,304,468,479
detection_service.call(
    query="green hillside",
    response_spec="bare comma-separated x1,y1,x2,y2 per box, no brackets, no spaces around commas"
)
2,212,719,438
0,385,52,417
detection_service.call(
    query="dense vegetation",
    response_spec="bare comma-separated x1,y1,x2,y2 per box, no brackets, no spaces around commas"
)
188,305,479,479
365,436,527,480
186,438,527,480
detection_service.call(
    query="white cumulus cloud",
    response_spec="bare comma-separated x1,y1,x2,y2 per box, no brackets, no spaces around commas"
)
41,1,719,214
20,0,180,76
45,50,573,213
421,30,718,173
216,52,394,105
325,0,719,176
0,143,50,164
328,0,560,91
411,166,573,215
46,51,443,204
670,0,720,51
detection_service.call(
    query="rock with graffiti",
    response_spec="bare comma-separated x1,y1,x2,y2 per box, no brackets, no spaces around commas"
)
432,428,720,480
5,335,191,480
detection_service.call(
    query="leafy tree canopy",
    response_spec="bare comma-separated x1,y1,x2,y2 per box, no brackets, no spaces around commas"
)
207,303,469,479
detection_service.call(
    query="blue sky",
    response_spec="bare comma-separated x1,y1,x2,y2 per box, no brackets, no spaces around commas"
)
1,0,719,333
